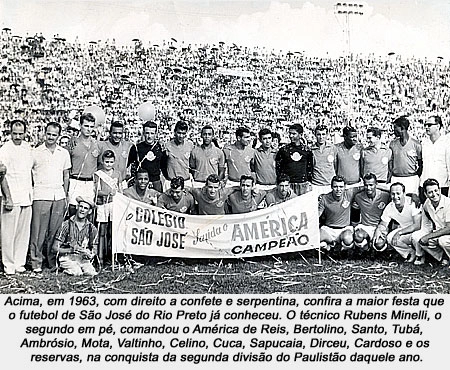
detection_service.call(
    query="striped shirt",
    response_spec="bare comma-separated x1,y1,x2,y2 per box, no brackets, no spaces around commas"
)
55,217,98,252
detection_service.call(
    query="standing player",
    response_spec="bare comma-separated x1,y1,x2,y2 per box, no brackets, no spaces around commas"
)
311,124,336,195
189,125,225,188
335,126,362,188
223,127,255,187
127,121,164,192
98,121,132,188
161,121,194,190
361,127,391,183
388,116,422,195
67,113,100,216
275,123,313,196
253,128,277,190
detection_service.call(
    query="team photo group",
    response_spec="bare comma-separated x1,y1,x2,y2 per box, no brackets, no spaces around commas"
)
1,111,450,277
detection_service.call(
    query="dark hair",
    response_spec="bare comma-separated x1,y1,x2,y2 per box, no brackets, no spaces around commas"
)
174,121,189,132
363,173,377,182
236,126,250,138
143,121,158,130
170,176,185,190
258,128,271,139
102,149,115,161
80,113,95,125
367,127,381,138
206,174,220,185
390,182,405,193
271,132,281,141
201,125,214,135
289,123,303,134
136,168,149,177
240,174,254,185
314,124,328,133
393,116,410,131
343,126,357,137
46,122,62,135
331,175,346,186
277,173,290,184
110,121,124,131
428,115,443,129
10,119,27,132
423,178,440,192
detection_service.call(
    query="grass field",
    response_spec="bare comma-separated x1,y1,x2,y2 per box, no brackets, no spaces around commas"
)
1,248,449,294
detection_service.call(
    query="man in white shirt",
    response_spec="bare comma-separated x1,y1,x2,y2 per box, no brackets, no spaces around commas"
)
30,122,71,273
0,120,33,275
412,178,450,266
419,116,450,202
373,182,422,263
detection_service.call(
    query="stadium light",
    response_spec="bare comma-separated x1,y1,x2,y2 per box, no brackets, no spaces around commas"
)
334,2,365,56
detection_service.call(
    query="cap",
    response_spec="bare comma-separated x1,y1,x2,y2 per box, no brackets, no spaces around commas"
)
75,196,95,209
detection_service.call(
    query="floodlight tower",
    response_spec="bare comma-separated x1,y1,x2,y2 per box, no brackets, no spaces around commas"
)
334,2,365,125
334,2,365,57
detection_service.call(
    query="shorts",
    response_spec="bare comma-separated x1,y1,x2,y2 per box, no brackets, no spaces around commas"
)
354,224,376,238
320,225,354,242
96,202,113,223
312,184,332,195
256,184,276,191
68,179,95,206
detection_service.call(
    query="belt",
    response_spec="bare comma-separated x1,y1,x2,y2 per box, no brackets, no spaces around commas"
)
70,175,93,181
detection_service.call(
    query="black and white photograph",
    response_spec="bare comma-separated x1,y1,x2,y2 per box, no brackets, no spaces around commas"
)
0,1,449,368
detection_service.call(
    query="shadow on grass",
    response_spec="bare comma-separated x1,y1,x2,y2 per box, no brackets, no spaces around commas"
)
1,249,449,294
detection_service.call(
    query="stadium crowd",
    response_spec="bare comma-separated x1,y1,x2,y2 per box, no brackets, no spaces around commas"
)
1,29,450,276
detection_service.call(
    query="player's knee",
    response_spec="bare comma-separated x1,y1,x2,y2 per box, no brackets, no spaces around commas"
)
354,229,367,243
340,230,354,246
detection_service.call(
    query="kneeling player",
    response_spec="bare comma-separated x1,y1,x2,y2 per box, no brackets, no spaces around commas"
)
353,173,390,253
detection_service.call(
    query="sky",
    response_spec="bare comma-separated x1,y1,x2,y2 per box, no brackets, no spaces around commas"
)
1,0,450,60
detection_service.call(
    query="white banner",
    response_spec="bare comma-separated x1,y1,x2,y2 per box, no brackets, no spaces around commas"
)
216,67,254,78
112,191,319,258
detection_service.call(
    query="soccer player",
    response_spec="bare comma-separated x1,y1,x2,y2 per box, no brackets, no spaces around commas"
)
157,176,195,214
67,113,100,216
335,126,362,188
318,176,355,251
388,116,422,195
127,121,164,192
275,123,313,195
311,124,336,195
373,182,422,262
360,127,391,184
264,173,297,206
189,125,225,187
352,173,391,252
98,121,132,188
187,174,238,215
253,128,277,190
412,178,450,266
226,175,266,214
123,168,160,205
223,126,255,187
161,120,194,190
